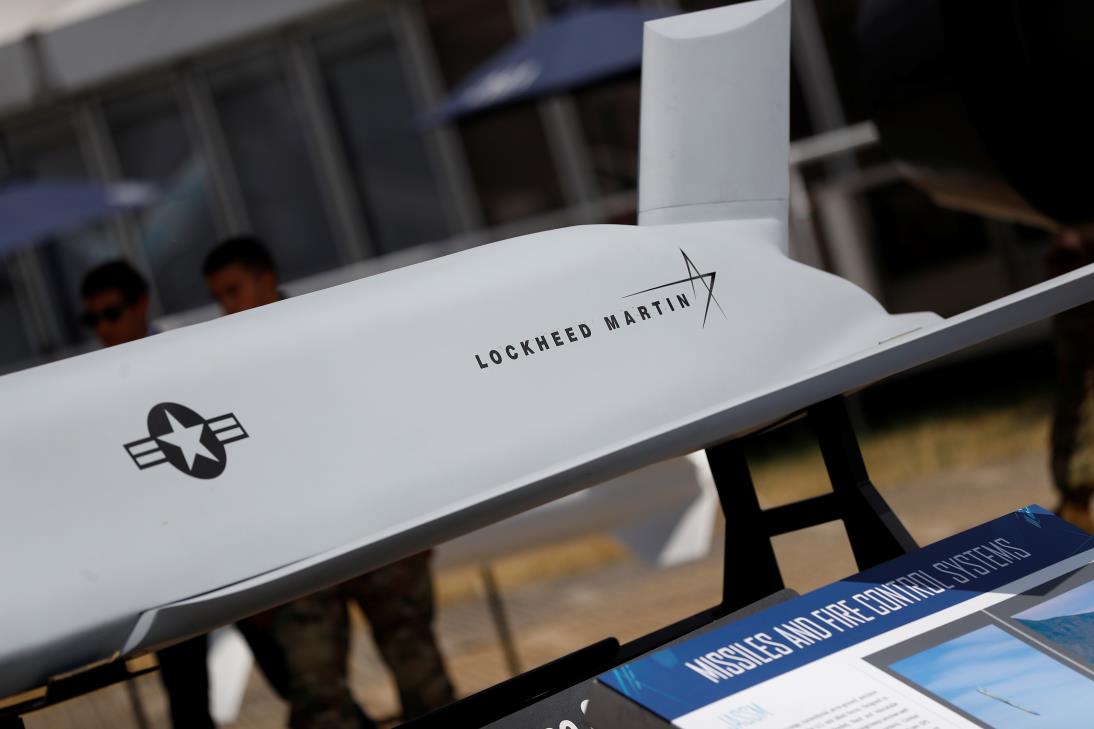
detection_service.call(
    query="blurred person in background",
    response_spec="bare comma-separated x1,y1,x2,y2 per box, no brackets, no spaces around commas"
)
81,260,221,729
204,236,455,727
1047,229,1094,533
80,260,154,347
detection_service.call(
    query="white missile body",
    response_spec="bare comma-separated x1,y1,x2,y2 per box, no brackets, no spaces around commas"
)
2,0,1093,697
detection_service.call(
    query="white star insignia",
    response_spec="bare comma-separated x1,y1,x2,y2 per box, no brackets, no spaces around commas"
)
156,411,219,471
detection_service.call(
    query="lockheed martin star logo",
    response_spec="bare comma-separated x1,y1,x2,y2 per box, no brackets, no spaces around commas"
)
124,403,248,479
624,250,726,327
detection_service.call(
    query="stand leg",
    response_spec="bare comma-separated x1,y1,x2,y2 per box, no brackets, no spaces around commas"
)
480,563,522,676
810,397,918,568
705,439,784,612
125,678,151,729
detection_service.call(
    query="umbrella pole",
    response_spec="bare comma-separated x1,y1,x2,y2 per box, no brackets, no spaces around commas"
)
480,563,522,676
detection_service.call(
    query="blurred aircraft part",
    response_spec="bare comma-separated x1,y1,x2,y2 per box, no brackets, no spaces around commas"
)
434,454,717,569
426,5,662,124
206,627,253,726
859,0,1094,229
0,179,157,258
613,453,719,569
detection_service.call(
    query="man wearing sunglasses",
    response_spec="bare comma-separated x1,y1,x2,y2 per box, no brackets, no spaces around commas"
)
79,260,153,347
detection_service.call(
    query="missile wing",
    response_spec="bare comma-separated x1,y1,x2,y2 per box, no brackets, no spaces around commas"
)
976,687,1040,716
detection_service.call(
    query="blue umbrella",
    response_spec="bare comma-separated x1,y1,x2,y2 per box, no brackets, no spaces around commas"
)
0,179,158,258
426,4,664,124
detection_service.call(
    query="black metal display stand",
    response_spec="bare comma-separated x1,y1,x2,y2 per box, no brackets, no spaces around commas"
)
712,396,918,612
405,395,918,728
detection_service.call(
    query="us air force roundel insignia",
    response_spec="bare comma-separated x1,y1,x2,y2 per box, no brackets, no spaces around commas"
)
124,403,248,479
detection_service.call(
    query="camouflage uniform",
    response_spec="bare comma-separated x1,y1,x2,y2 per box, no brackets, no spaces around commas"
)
249,591,367,729
1048,233,1094,528
341,551,454,720
260,551,453,729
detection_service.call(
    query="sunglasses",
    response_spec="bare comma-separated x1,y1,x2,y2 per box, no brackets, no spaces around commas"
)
80,303,131,328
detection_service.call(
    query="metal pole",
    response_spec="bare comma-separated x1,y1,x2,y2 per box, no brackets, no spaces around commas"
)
177,71,250,236
393,1,486,237
479,563,522,676
510,0,601,223
124,680,152,729
282,36,375,264
790,0,882,297
72,102,164,319
9,247,64,355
